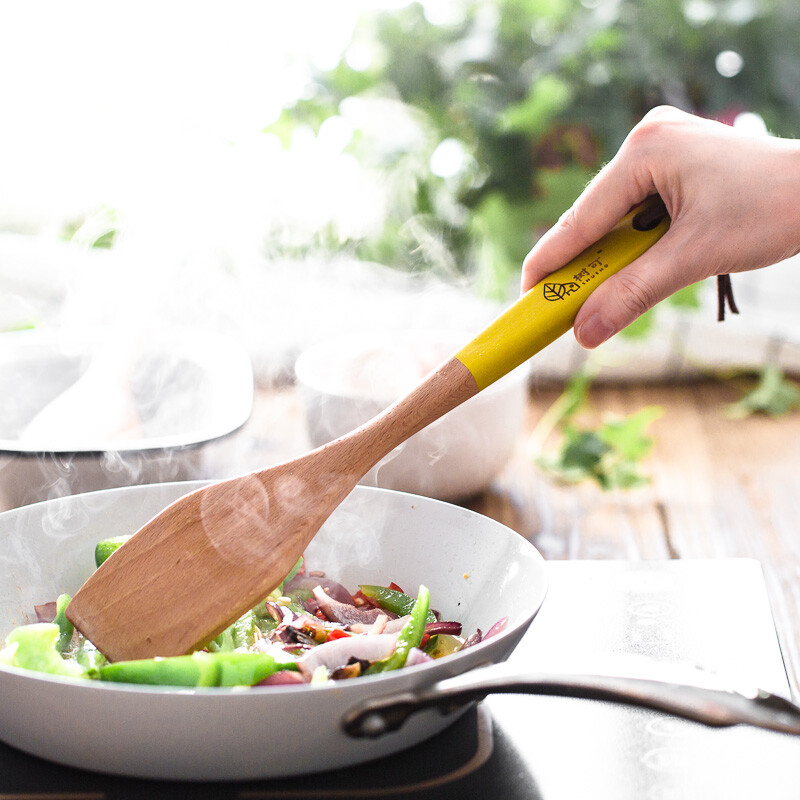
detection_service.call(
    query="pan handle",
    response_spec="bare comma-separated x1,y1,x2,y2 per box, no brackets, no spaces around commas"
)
341,659,800,738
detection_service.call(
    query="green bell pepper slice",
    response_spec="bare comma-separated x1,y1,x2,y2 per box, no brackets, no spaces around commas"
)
53,593,74,653
366,584,430,675
95,650,298,687
94,535,131,568
0,623,85,678
359,584,436,624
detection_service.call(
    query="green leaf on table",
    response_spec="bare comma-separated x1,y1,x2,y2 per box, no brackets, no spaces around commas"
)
537,406,662,490
600,407,662,461
726,365,800,419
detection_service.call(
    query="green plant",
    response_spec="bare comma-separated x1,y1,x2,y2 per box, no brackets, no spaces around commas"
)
268,0,800,312
726,365,800,418
531,365,662,489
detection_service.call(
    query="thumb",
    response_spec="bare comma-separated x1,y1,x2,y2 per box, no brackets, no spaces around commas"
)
521,156,655,293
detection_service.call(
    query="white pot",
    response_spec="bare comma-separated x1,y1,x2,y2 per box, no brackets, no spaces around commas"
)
295,329,529,501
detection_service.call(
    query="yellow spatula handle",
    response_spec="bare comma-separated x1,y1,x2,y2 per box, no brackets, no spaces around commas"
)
455,196,670,390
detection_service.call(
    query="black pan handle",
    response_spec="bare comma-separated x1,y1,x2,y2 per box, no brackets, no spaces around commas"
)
342,659,800,738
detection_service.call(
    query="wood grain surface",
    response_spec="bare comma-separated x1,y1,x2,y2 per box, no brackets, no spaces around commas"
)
466,378,800,698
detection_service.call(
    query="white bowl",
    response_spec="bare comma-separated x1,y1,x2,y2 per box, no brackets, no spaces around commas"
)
0,327,253,508
0,481,546,780
294,330,529,501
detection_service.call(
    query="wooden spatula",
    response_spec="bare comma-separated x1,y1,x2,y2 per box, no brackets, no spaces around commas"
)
66,197,669,662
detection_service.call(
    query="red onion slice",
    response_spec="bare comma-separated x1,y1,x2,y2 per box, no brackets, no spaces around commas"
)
312,586,385,626
298,632,399,677
425,620,462,636
256,670,308,687
382,615,411,634
484,616,509,640
34,602,57,623
404,647,432,667
285,575,353,605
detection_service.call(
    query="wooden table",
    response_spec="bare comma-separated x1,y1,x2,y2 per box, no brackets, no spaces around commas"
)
250,377,800,697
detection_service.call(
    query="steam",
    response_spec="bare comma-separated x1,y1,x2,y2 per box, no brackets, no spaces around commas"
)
304,488,387,583
20,342,139,451
0,3,510,556
0,0,509,520
0,322,243,511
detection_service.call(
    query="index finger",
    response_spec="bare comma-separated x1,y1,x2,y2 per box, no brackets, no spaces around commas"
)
521,155,655,293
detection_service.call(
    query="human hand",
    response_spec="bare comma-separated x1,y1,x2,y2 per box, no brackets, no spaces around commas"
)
521,106,800,348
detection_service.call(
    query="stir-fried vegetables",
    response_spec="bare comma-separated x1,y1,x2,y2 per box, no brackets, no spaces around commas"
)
0,537,500,688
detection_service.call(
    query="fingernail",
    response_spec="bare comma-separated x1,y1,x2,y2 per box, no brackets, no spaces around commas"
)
576,314,616,348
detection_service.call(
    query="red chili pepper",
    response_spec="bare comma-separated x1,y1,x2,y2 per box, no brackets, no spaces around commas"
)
352,590,377,608
388,582,404,593
326,629,351,641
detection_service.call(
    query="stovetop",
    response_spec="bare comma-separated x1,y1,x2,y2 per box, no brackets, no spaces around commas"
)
3,559,800,799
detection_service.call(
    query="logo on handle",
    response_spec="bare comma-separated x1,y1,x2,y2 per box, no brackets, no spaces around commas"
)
543,282,581,301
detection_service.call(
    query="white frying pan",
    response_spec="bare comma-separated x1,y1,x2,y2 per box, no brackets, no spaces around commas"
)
0,481,797,781
0,481,546,780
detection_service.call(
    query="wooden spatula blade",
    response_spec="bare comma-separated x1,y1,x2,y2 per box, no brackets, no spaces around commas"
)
66,450,361,661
